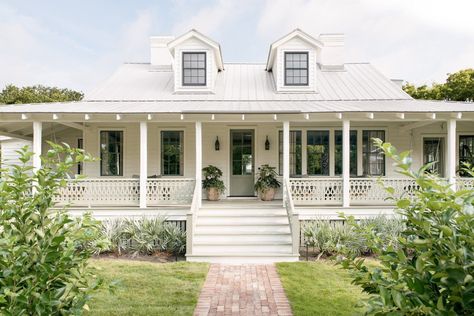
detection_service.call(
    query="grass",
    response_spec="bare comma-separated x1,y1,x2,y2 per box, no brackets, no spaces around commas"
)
277,260,373,316
87,259,209,316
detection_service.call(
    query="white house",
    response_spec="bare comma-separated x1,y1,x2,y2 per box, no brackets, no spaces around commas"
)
1,29,473,263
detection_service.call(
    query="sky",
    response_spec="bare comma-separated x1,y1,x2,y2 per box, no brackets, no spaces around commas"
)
0,0,473,93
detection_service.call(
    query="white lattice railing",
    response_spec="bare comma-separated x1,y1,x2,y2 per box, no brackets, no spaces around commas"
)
284,179,300,255
350,178,418,205
457,177,474,190
55,178,140,206
147,178,195,205
289,178,343,205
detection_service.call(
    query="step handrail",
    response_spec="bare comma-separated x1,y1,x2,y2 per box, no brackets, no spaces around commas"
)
186,181,200,256
284,178,300,256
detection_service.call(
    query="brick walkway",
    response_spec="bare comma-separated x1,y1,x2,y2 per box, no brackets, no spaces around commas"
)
194,264,293,316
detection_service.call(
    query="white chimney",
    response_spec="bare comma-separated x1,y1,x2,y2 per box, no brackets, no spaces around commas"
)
319,34,345,71
150,36,175,67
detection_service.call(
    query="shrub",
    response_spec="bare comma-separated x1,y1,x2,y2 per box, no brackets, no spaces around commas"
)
339,140,474,315
0,143,107,315
202,165,225,193
98,217,186,258
254,164,281,192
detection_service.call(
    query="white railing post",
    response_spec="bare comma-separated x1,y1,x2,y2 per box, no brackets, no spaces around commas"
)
342,119,350,207
33,121,42,173
195,121,202,207
283,121,290,206
446,118,457,190
139,121,148,208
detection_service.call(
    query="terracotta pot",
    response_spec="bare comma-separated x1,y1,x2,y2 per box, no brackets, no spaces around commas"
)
206,187,221,201
259,188,276,201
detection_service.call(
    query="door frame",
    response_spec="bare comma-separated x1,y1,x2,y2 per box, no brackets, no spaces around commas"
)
229,129,256,197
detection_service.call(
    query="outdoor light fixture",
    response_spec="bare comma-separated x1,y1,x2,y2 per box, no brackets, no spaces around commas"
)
215,136,220,151
265,136,270,150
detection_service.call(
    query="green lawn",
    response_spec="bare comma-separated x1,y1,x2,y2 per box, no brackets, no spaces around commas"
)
277,260,369,316
87,259,209,316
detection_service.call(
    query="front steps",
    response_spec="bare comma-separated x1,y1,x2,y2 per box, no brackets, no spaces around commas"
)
186,204,299,264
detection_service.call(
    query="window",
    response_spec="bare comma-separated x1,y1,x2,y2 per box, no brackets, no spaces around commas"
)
279,131,302,176
459,135,474,177
362,130,385,176
284,52,308,86
307,131,330,175
77,138,83,175
423,137,444,176
100,131,123,176
335,130,358,176
161,131,184,176
182,52,206,86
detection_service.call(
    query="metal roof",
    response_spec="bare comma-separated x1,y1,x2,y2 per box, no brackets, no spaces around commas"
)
85,62,412,102
1,99,473,114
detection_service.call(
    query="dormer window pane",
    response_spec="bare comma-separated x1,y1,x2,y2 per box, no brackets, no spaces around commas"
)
182,52,206,86
285,52,308,86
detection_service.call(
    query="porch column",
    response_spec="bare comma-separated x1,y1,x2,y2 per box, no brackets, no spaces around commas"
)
342,119,350,207
446,118,457,189
195,121,202,207
32,121,42,173
283,121,290,205
139,121,148,208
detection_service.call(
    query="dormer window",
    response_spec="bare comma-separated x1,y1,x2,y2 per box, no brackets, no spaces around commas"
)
182,52,206,86
284,52,308,86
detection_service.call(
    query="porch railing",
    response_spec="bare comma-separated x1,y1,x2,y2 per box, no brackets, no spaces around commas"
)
289,178,343,205
55,178,195,207
185,181,201,256
147,178,195,205
457,177,474,190
349,178,418,205
284,179,300,256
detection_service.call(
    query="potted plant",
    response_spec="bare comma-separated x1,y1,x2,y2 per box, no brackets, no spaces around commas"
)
254,164,281,201
202,165,225,201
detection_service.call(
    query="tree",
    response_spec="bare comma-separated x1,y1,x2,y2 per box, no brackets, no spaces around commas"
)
403,68,474,101
0,84,83,104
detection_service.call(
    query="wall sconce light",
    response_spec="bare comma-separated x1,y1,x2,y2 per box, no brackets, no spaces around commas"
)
215,136,220,151
265,136,270,150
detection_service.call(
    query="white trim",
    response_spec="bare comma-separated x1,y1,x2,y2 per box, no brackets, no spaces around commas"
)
342,120,350,207
139,122,148,208
446,119,457,187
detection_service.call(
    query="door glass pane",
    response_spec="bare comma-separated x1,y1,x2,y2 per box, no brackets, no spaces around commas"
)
307,131,330,175
161,131,184,176
231,131,253,175
279,131,302,176
423,138,444,176
100,131,123,176
362,130,385,176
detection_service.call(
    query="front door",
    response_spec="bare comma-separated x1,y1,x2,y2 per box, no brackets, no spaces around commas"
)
230,130,255,196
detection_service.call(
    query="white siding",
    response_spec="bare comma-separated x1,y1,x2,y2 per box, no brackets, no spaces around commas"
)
1,139,32,169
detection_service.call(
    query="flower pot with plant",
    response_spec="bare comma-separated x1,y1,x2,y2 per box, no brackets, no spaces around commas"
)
254,164,281,201
202,165,225,201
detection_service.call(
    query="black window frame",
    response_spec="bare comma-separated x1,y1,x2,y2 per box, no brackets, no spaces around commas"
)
306,130,330,176
100,130,123,177
459,135,474,177
278,130,302,176
161,130,184,176
182,52,207,86
423,137,445,176
284,52,309,86
77,138,83,175
362,130,385,176
334,130,358,176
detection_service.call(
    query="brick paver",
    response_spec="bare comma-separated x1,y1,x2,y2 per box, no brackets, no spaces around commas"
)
194,264,293,316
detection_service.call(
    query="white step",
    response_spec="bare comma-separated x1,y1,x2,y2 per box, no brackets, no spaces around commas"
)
186,254,299,264
194,225,291,234
198,208,287,216
193,234,292,243
192,243,292,253
197,216,289,225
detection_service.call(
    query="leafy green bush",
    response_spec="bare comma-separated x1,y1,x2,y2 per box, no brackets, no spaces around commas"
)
0,144,107,315
254,164,281,192
98,217,186,258
202,165,225,193
339,140,474,315
302,215,404,259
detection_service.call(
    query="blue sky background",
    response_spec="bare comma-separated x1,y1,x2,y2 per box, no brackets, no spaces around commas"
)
1,0,473,93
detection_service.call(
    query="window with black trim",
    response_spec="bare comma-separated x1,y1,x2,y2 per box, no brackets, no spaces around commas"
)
182,52,206,86
77,138,83,175
307,130,330,175
362,130,385,176
423,137,444,176
278,131,302,176
459,135,474,177
284,52,308,86
161,131,184,176
335,130,358,176
100,131,123,176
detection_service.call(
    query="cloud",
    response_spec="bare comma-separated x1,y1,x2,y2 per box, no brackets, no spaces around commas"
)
256,0,474,84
